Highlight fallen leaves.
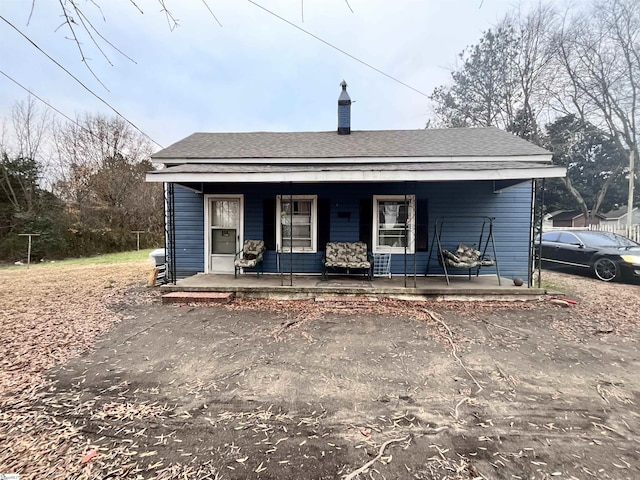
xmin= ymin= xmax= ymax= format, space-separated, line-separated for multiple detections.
xmin=0 ymin=260 xmax=153 ymax=479
xmin=81 ymin=449 xmax=97 ymax=464
xmin=0 ymin=260 xmax=150 ymax=394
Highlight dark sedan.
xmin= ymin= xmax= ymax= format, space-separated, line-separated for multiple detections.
xmin=535 ymin=230 xmax=640 ymax=282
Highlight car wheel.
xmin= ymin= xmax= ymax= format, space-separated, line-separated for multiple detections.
xmin=593 ymin=258 xmax=618 ymax=282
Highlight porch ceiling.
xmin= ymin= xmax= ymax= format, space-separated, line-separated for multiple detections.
xmin=146 ymin=161 xmax=565 ymax=183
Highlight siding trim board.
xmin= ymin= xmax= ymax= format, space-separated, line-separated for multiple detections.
xmin=149 ymin=165 xmax=564 ymax=184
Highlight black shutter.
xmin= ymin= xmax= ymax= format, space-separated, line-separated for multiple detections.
xmin=263 ymin=197 xmax=276 ymax=251
xmin=317 ymin=198 xmax=331 ymax=250
xmin=359 ymin=198 xmax=373 ymax=250
xmin=416 ymin=197 xmax=429 ymax=251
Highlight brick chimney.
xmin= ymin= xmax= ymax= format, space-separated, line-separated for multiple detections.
xmin=337 ymin=80 xmax=351 ymax=135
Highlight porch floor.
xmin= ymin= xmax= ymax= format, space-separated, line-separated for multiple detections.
xmin=162 ymin=273 xmax=546 ymax=301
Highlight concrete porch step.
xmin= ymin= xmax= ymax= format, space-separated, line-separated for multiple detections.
xmin=162 ymin=291 xmax=235 ymax=304
xmin=314 ymin=295 xmax=380 ymax=304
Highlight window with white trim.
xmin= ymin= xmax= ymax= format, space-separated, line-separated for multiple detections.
xmin=276 ymin=195 xmax=317 ymax=252
xmin=373 ymin=195 xmax=415 ymax=253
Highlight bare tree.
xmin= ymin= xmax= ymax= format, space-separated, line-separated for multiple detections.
xmin=0 ymin=99 xmax=67 ymax=260
xmin=53 ymin=113 xmax=153 ymax=195
xmin=11 ymin=96 xmax=50 ymax=160
xmin=52 ymin=113 xmax=162 ymax=251
xmin=0 ymin=97 xmax=52 ymax=216
xmin=429 ymin=4 xmax=559 ymax=142
xmin=553 ymin=0 xmax=639 ymax=224
xmin=501 ymin=4 xmax=559 ymax=140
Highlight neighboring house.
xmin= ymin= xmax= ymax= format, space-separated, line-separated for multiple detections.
xmin=547 ymin=210 xmax=603 ymax=228
xmin=600 ymin=205 xmax=640 ymax=227
xmin=542 ymin=210 xmax=565 ymax=230
xmin=147 ymin=83 xmax=565 ymax=283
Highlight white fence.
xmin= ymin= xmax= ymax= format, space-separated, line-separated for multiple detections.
xmin=588 ymin=224 xmax=640 ymax=243
xmin=544 ymin=224 xmax=640 ymax=242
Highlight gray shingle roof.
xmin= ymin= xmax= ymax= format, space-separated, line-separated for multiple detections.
xmin=602 ymin=205 xmax=636 ymax=219
xmin=152 ymin=127 xmax=550 ymax=160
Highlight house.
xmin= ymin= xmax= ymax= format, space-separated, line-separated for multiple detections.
xmin=542 ymin=209 xmax=565 ymax=230
xmin=547 ymin=210 xmax=603 ymax=228
xmin=147 ymin=83 xmax=565 ymax=285
xmin=600 ymin=205 xmax=640 ymax=227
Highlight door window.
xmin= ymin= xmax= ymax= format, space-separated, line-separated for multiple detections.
xmin=210 ymin=200 xmax=239 ymax=254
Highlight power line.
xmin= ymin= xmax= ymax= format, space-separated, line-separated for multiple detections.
xmin=247 ymin=0 xmax=429 ymax=99
xmin=1 ymin=70 xmax=82 ymax=128
xmin=0 ymin=14 xmax=164 ymax=149
xmin=201 ymin=0 xmax=223 ymax=27
xmin=0 ymin=69 xmax=154 ymax=160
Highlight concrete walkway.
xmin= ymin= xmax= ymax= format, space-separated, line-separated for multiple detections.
xmin=162 ymin=273 xmax=545 ymax=301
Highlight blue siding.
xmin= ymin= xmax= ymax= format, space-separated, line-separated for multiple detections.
xmin=172 ymin=185 xmax=204 ymax=278
xmin=169 ymin=181 xmax=533 ymax=280
xmin=426 ymin=182 xmax=532 ymax=280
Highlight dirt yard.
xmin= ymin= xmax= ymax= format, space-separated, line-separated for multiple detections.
xmin=1 ymin=263 xmax=639 ymax=479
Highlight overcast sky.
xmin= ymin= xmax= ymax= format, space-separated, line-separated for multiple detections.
xmin=0 ymin=0 xmax=528 ymax=151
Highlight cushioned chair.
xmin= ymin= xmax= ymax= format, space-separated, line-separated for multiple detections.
xmin=322 ymin=241 xmax=372 ymax=280
xmin=438 ymin=243 xmax=494 ymax=280
xmin=234 ymin=240 xmax=265 ymax=278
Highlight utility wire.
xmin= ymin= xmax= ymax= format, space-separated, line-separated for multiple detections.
xmin=0 ymin=69 xmax=154 ymax=162
xmin=0 ymin=14 xmax=164 ymax=149
xmin=202 ymin=0 xmax=223 ymax=27
xmin=248 ymin=0 xmax=429 ymax=98
xmin=1 ymin=70 xmax=83 ymax=128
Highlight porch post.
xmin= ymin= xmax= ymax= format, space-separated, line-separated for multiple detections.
xmin=403 ymin=192 xmax=407 ymax=287
xmin=412 ymin=183 xmax=417 ymax=288
xmin=289 ymin=183 xmax=293 ymax=286
xmin=164 ymin=182 xmax=177 ymax=285
xmin=530 ymin=178 xmax=545 ymax=289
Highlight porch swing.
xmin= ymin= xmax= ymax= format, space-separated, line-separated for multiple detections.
xmin=426 ymin=216 xmax=501 ymax=285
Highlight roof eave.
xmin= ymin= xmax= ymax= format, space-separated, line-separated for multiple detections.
xmin=151 ymin=154 xmax=553 ymax=165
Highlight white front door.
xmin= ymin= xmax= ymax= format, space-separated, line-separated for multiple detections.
xmin=206 ymin=196 xmax=243 ymax=273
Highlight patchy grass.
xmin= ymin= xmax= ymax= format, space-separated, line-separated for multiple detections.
xmin=0 ymin=249 xmax=155 ymax=270
xmin=531 ymin=268 xmax=576 ymax=293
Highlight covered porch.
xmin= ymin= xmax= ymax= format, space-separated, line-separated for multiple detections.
xmin=161 ymin=273 xmax=546 ymax=301
xmin=147 ymin=127 xmax=565 ymax=289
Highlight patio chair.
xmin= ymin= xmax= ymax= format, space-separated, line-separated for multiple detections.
xmin=234 ymin=240 xmax=265 ymax=278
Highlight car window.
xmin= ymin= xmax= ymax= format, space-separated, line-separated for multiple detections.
xmin=557 ymin=232 xmax=581 ymax=244
xmin=541 ymin=232 xmax=560 ymax=242
xmin=576 ymin=231 xmax=640 ymax=247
